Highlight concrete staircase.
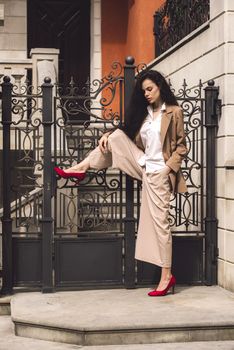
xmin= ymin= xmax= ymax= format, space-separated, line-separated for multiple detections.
xmin=1 ymin=286 xmax=234 ymax=349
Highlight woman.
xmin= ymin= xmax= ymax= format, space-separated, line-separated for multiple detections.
xmin=54 ymin=70 xmax=188 ymax=296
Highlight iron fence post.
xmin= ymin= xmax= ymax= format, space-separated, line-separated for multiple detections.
xmin=41 ymin=77 xmax=54 ymax=293
xmin=0 ymin=76 xmax=13 ymax=295
xmin=204 ymin=80 xmax=219 ymax=285
xmin=124 ymin=57 xmax=136 ymax=288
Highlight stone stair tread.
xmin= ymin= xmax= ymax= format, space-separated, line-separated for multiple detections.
xmin=1 ymin=316 xmax=234 ymax=350
xmin=8 ymin=286 xmax=234 ymax=346
xmin=11 ymin=286 xmax=234 ymax=332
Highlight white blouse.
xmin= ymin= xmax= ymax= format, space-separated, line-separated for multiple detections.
xmin=137 ymin=103 xmax=166 ymax=173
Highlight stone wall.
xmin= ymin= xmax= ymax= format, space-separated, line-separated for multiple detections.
xmin=0 ymin=0 xmax=27 ymax=59
xmin=150 ymin=0 xmax=234 ymax=292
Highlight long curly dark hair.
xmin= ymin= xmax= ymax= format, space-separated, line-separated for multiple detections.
xmin=120 ymin=70 xmax=178 ymax=140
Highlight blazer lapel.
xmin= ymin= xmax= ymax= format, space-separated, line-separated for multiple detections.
xmin=160 ymin=106 xmax=173 ymax=146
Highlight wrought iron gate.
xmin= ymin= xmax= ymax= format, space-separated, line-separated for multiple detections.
xmin=0 ymin=58 xmax=220 ymax=294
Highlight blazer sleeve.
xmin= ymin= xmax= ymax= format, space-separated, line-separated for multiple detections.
xmin=166 ymin=107 xmax=187 ymax=173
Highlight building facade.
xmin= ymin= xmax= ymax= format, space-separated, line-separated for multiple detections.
xmin=1 ymin=0 xmax=233 ymax=293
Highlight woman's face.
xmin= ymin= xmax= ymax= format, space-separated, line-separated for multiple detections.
xmin=142 ymin=78 xmax=161 ymax=106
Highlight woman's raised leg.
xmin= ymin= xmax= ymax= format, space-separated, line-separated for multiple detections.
xmin=62 ymin=157 xmax=90 ymax=173
xmin=105 ymin=129 xmax=144 ymax=181
xmin=62 ymin=129 xmax=144 ymax=181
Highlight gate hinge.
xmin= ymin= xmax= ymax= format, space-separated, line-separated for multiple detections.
xmin=216 ymin=99 xmax=222 ymax=120
xmin=212 ymin=245 xmax=219 ymax=263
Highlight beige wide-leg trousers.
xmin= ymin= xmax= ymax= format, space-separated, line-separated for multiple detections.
xmin=87 ymin=129 xmax=172 ymax=268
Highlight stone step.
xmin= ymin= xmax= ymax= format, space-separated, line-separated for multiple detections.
xmin=0 ymin=315 xmax=83 ymax=350
xmin=10 ymin=286 xmax=234 ymax=347
xmin=0 ymin=295 xmax=11 ymax=315
xmin=1 ymin=315 xmax=234 ymax=350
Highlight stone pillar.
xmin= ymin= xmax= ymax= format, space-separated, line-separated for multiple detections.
xmin=90 ymin=0 xmax=102 ymax=120
xmin=30 ymin=48 xmax=59 ymax=88
xmin=90 ymin=0 xmax=102 ymax=88
xmin=30 ymin=48 xmax=60 ymax=153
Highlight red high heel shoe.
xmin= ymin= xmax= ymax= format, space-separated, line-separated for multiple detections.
xmin=148 ymin=275 xmax=176 ymax=297
xmin=54 ymin=167 xmax=86 ymax=181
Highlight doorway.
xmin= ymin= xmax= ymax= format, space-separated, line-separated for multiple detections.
xmin=27 ymin=0 xmax=90 ymax=87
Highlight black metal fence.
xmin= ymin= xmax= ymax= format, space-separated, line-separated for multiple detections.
xmin=154 ymin=0 xmax=210 ymax=57
xmin=0 ymin=57 xmax=220 ymax=294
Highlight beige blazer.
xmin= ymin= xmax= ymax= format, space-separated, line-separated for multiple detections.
xmin=134 ymin=104 xmax=188 ymax=193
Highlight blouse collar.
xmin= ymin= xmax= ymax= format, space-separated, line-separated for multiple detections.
xmin=147 ymin=102 xmax=166 ymax=118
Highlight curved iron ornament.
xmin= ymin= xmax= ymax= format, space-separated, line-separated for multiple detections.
xmin=136 ymin=63 xmax=148 ymax=75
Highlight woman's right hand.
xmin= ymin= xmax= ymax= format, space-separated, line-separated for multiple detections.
xmin=98 ymin=132 xmax=110 ymax=153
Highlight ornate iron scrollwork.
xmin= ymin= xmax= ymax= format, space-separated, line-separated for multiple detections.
xmin=8 ymin=81 xmax=44 ymax=233
xmin=54 ymin=63 xmax=124 ymax=234
xmin=135 ymin=80 xmax=205 ymax=233
xmin=6 ymin=68 xmax=205 ymax=236
xmin=170 ymin=81 xmax=205 ymax=232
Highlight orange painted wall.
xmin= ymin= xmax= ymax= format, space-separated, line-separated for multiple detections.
xmin=126 ymin=0 xmax=165 ymax=66
xmin=101 ymin=0 xmax=128 ymax=76
xmin=101 ymin=0 xmax=165 ymax=76
xmin=101 ymin=0 xmax=165 ymax=119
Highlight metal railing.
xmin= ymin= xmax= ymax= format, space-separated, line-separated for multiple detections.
xmin=0 ymin=58 xmax=220 ymax=294
xmin=154 ymin=0 xmax=210 ymax=56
